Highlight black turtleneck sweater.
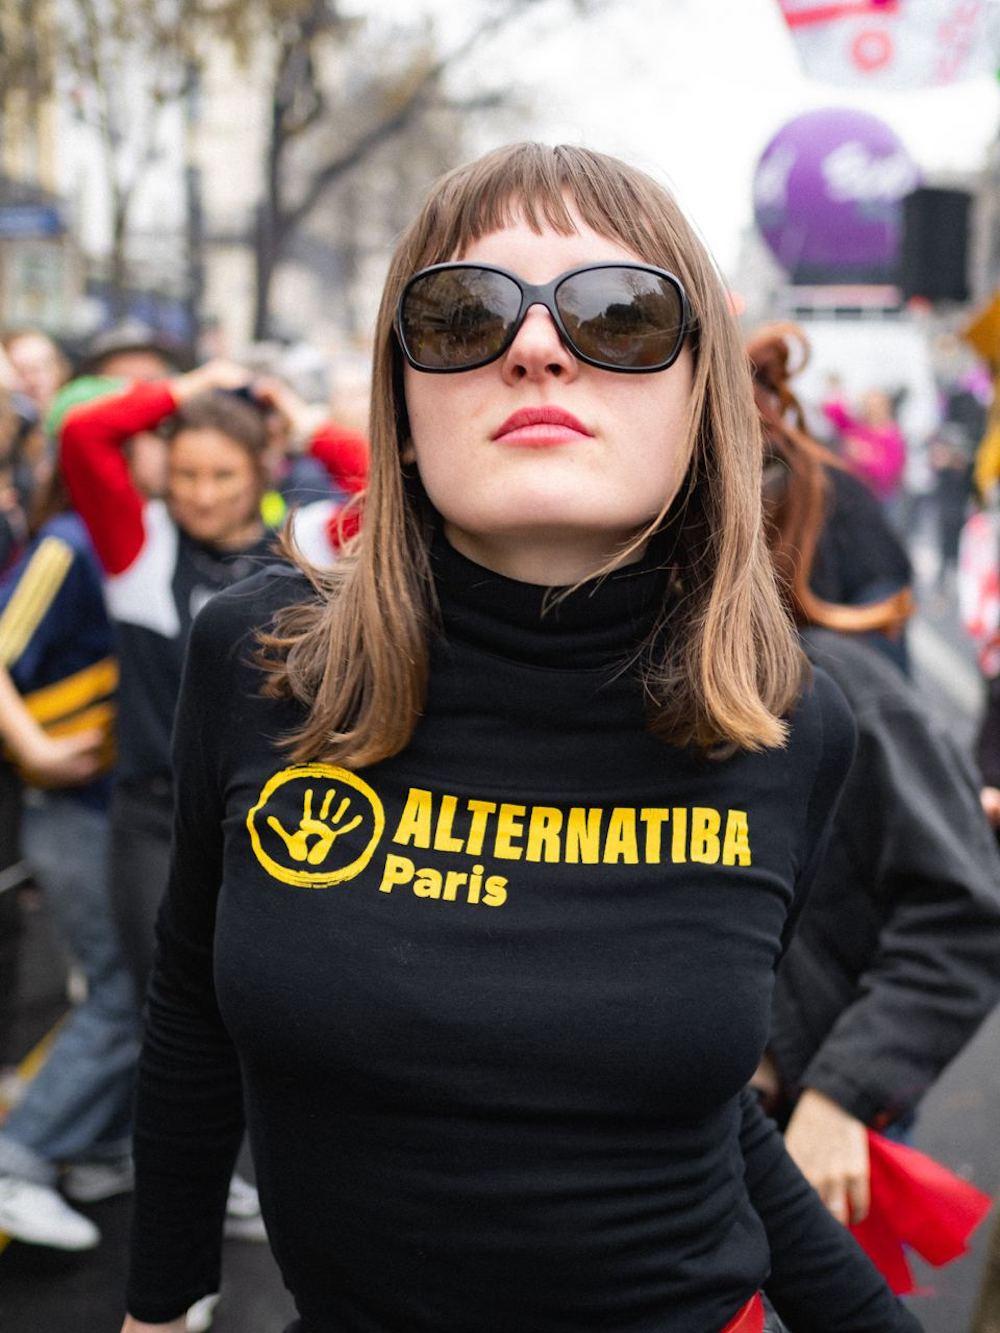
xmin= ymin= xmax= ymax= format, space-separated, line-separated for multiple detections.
xmin=127 ymin=541 xmax=921 ymax=1332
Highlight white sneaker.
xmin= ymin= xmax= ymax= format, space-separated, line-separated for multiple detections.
xmin=223 ymin=1173 xmax=267 ymax=1242
xmin=0 ymin=1175 xmax=99 ymax=1250
xmin=62 ymin=1157 xmax=134 ymax=1202
xmin=186 ymin=1291 xmax=221 ymax=1331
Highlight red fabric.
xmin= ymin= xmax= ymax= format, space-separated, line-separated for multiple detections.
xmin=308 ymin=422 xmax=368 ymax=553
xmin=849 ymin=1130 xmax=993 ymax=1294
xmin=60 ymin=381 xmax=177 ymax=575
xmin=309 ymin=423 xmax=368 ymax=495
xmin=720 ymin=1292 xmax=765 ymax=1333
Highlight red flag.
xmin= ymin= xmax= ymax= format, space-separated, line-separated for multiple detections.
xmin=849 ymin=1131 xmax=993 ymax=1294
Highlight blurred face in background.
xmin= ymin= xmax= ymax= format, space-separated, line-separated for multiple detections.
xmin=5 ymin=332 xmax=69 ymax=415
xmin=167 ymin=428 xmax=263 ymax=548
xmin=95 ymin=349 xmax=176 ymax=382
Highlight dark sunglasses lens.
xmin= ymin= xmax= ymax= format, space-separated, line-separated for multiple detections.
xmin=401 ymin=268 xmax=522 ymax=369
xmin=556 ymin=268 xmax=684 ymax=369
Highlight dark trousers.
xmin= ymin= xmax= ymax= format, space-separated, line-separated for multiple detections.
xmin=108 ymin=778 xmax=173 ymax=1005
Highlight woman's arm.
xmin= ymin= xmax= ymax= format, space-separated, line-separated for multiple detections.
xmin=124 ymin=599 xmax=245 ymax=1324
xmin=0 ymin=535 xmax=106 ymax=784
xmin=821 ymin=398 xmax=855 ymax=436
xmin=740 ymin=1091 xmax=921 ymax=1330
xmin=794 ymin=695 xmax=1000 ymax=1127
xmin=0 ymin=666 xmax=103 ymax=786
xmin=59 ymin=382 xmax=175 ymax=575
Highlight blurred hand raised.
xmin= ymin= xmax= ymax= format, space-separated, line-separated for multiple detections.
xmin=173 ymin=359 xmax=253 ymax=402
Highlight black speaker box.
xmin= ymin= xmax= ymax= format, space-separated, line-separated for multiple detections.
xmin=900 ymin=187 xmax=971 ymax=302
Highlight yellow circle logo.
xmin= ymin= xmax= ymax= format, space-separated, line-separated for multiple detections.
xmin=246 ymin=764 xmax=384 ymax=888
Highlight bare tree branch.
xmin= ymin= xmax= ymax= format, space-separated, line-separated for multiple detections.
xmin=280 ymin=0 xmax=542 ymax=238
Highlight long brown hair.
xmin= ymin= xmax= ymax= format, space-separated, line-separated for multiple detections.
xmin=747 ymin=322 xmax=913 ymax=635
xmin=261 ymin=143 xmax=806 ymax=765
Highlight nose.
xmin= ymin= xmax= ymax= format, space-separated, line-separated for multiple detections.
xmin=500 ymin=302 xmax=579 ymax=384
xmin=191 ymin=481 xmax=222 ymax=508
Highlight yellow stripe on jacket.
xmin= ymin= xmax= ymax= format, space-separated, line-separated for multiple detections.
xmin=0 ymin=537 xmax=75 ymax=668
xmin=22 ymin=657 xmax=119 ymax=726
xmin=6 ymin=657 xmax=118 ymax=786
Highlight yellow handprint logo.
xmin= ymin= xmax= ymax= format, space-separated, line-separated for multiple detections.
xmin=267 ymin=787 xmax=363 ymax=866
xmin=247 ymin=764 xmax=384 ymax=888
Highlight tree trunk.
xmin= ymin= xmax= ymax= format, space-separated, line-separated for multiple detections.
xmin=252 ymin=81 xmax=289 ymax=342
xmin=252 ymin=200 xmax=281 ymax=341
xmin=108 ymin=193 xmax=130 ymax=321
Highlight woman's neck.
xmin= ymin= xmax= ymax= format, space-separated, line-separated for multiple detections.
xmin=210 ymin=517 xmax=266 ymax=552
xmin=442 ymin=522 xmax=648 ymax=587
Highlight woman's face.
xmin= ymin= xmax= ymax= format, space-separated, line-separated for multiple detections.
xmin=167 ymin=429 xmax=262 ymax=549
xmin=402 ymin=209 xmax=695 ymax=584
xmin=6 ymin=334 xmax=66 ymax=412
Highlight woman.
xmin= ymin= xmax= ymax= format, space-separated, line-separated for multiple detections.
xmin=59 ymin=363 xmax=276 ymax=998
xmin=821 ymin=387 xmax=907 ymax=510
xmin=750 ymin=323 xmax=1000 ymax=1236
xmin=122 ymin=145 xmax=919 ymax=1333
xmin=750 ymin=325 xmax=913 ymax=672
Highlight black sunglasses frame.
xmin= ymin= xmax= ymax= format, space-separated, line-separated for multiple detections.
xmin=395 ymin=261 xmax=693 ymax=375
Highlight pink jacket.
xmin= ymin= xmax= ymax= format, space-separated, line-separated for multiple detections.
xmin=822 ymin=399 xmax=906 ymax=502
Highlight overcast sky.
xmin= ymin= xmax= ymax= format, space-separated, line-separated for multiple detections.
xmin=355 ymin=0 xmax=1000 ymax=277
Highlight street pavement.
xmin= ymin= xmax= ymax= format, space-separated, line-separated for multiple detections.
xmin=1 ymin=563 xmax=998 ymax=1332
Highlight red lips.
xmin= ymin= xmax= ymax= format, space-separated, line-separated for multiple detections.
xmin=491 ymin=405 xmax=594 ymax=445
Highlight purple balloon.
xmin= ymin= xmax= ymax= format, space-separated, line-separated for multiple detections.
xmin=754 ymin=107 xmax=920 ymax=282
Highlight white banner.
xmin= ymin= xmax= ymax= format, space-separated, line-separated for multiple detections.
xmin=779 ymin=0 xmax=1000 ymax=87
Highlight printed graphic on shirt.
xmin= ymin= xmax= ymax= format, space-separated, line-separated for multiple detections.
xmin=247 ymin=764 xmax=385 ymax=887
xmin=248 ymin=769 xmax=752 ymax=905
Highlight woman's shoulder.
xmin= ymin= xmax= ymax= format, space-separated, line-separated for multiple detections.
xmin=786 ymin=657 xmax=857 ymax=793
xmin=189 ymin=561 xmax=317 ymax=661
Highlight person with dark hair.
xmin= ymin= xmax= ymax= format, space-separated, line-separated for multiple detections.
xmin=122 ymin=144 xmax=918 ymax=1333
xmin=749 ymin=323 xmax=1000 ymax=1241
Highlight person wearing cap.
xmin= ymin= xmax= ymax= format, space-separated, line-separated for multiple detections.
xmin=79 ymin=321 xmax=189 ymax=383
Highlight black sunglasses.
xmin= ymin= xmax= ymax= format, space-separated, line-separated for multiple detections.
xmin=395 ymin=261 xmax=692 ymax=374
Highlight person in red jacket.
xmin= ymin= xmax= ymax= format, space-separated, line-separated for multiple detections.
xmin=59 ymin=358 xmax=367 ymax=997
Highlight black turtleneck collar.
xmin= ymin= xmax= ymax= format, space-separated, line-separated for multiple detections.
xmin=430 ymin=529 xmax=672 ymax=671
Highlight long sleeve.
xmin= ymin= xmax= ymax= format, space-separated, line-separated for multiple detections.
xmin=308 ymin=421 xmax=368 ymax=494
xmin=822 ymin=398 xmax=855 ymax=436
xmin=740 ymin=1090 xmax=922 ymax=1331
xmin=0 ymin=535 xmax=76 ymax=675
xmin=60 ymin=380 xmax=177 ymax=575
xmin=125 ymin=599 xmax=246 ymax=1322
xmin=797 ymin=696 xmax=1000 ymax=1125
